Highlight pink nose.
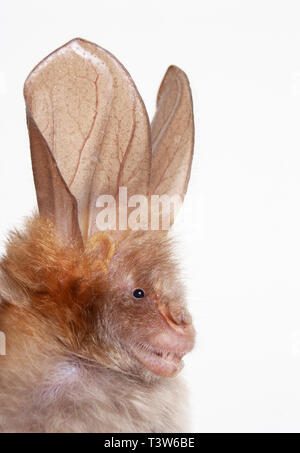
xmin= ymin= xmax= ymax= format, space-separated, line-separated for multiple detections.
xmin=153 ymin=303 xmax=195 ymax=357
xmin=158 ymin=304 xmax=193 ymax=336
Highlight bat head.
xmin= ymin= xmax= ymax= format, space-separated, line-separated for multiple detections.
xmin=3 ymin=38 xmax=196 ymax=379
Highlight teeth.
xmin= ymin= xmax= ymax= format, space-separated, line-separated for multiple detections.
xmin=155 ymin=350 xmax=177 ymax=362
xmin=136 ymin=343 xmax=181 ymax=363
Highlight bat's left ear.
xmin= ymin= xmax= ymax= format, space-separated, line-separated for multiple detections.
xmin=150 ymin=66 xmax=194 ymax=223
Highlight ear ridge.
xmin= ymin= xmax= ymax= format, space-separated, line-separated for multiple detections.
xmin=150 ymin=65 xmax=194 ymax=199
xmin=26 ymin=112 xmax=83 ymax=246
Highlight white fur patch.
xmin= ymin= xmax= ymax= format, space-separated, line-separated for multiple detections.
xmin=40 ymin=362 xmax=80 ymax=402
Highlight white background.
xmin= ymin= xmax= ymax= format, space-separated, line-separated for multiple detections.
xmin=1 ymin=0 xmax=300 ymax=433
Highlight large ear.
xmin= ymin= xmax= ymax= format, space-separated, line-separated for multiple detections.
xmin=24 ymin=38 xmax=151 ymax=244
xmin=150 ymin=66 xmax=194 ymax=202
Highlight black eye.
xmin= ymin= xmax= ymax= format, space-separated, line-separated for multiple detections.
xmin=133 ymin=288 xmax=145 ymax=299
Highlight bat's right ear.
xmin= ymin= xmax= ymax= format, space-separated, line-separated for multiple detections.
xmin=24 ymin=38 xmax=151 ymax=244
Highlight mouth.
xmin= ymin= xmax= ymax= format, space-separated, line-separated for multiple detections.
xmin=132 ymin=343 xmax=185 ymax=377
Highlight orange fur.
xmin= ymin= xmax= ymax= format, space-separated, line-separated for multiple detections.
xmin=0 ymin=217 xmax=194 ymax=432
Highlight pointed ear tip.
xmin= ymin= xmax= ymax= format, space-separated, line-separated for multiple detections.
xmin=157 ymin=66 xmax=192 ymax=102
xmin=69 ymin=37 xmax=86 ymax=44
xmin=165 ymin=65 xmax=191 ymax=81
xmin=167 ymin=64 xmax=181 ymax=72
xmin=158 ymin=66 xmax=192 ymax=94
xmin=65 ymin=37 xmax=91 ymax=49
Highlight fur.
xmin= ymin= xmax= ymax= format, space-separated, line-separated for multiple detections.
xmin=0 ymin=217 xmax=192 ymax=433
